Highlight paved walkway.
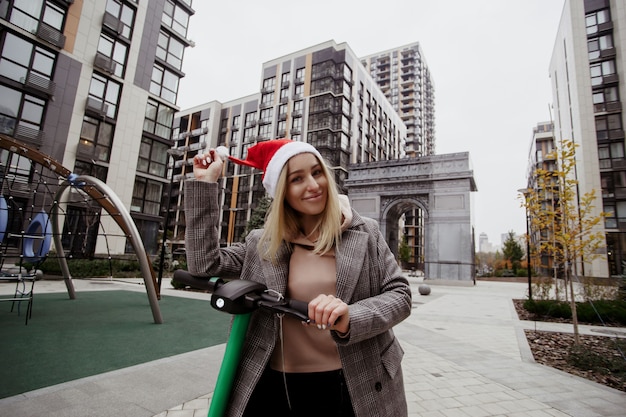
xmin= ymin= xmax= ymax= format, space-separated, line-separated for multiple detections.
xmin=0 ymin=276 xmax=625 ymax=417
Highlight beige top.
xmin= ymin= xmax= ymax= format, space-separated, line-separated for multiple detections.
xmin=269 ymin=238 xmax=342 ymax=372
xmin=269 ymin=195 xmax=352 ymax=373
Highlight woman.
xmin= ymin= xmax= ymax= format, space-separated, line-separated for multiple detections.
xmin=185 ymin=139 xmax=412 ymax=417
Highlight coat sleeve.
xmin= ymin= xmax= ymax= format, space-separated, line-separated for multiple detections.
xmin=183 ymin=180 xmax=247 ymax=277
xmin=333 ymin=217 xmax=412 ymax=345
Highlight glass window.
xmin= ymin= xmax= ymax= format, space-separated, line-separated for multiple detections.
xmin=258 ymin=124 xmax=271 ymax=138
xmin=261 ymin=92 xmax=274 ymax=106
xmin=162 ymin=0 xmax=190 ymax=37
xmin=262 ymin=76 xmax=276 ymax=91
xmin=137 ymin=137 xmax=168 ymax=177
xmin=88 ymin=73 xmax=121 ymax=118
xmin=293 ymin=100 xmax=304 ymax=114
xmin=156 ymin=30 xmax=184 ymax=70
xmin=260 ymin=108 xmax=273 ymax=124
xmin=611 ymin=142 xmax=624 ymax=159
xmin=73 ymin=160 xmax=108 ymax=181
xmin=586 ymin=8 xmax=610 ymax=35
xmin=150 ymin=64 xmax=179 ymax=103
xmin=0 ymin=33 xmax=55 ymax=84
xmin=0 ymin=84 xmax=44 ymax=134
xmin=144 ymin=99 xmax=174 ymax=139
xmin=295 ymin=67 xmax=305 ymax=81
xmin=10 ymin=0 xmax=65 ymax=33
xmin=97 ymin=32 xmax=128 ymax=77
xmin=78 ymin=116 xmax=114 ymax=162
xmin=131 ymin=177 xmax=163 ymax=215
xmin=105 ymin=0 xmax=135 ymax=39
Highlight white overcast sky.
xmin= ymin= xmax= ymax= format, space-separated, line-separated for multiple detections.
xmin=177 ymin=0 xmax=566 ymax=247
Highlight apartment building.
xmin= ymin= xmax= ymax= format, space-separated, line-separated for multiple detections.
xmin=360 ymin=42 xmax=436 ymax=270
xmin=526 ymin=121 xmax=558 ymax=277
xmin=171 ymin=40 xmax=407 ymax=247
xmin=0 ymin=0 xmax=195 ymax=256
xmin=548 ymin=0 xmax=625 ymax=277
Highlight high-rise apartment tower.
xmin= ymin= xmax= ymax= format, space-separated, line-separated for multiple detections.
xmin=0 ymin=0 xmax=195 ymax=256
xmin=549 ymin=0 xmax=625 ymax=277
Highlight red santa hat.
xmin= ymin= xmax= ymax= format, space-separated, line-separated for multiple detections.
xmin=228 ymin=139 xmax=322 ymax=198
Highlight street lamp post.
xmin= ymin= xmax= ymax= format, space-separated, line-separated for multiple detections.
xmin=518 ymin=188 xmax=533 ymax=300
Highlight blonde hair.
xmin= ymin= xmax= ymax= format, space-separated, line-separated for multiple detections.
xmin=258 ymin=155 xmax=343 ymax=262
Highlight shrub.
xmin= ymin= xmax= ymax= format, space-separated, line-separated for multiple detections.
xmin=37 ymin=257 xmax=142 ymax=277
xmin=523 ymin=299 xmax=626 ymax=325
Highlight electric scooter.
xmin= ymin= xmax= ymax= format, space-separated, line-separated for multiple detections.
xmin=172 ymin=270 xmax=309 ymax=417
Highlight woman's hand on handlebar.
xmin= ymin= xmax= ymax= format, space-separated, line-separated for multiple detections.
xmin=193 ymin=148 xmax=224 ymax=183
xmin=307 ymin=294 xmax=349 ymax=334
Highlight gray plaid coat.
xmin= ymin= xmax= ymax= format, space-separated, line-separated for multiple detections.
xmin=184 ymin=181 xmax=412 ymax=417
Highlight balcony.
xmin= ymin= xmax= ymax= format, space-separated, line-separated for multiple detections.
xmin=20 ymin=73 xmax=56 ymax=96
xmin=14 ymin=124 xmax=45 ymax=147
xmin=36 ymin=22 xmax=65 ymax=48
xmin=85 ymin=97 xmax=109 ymax=118
xmin=94 ymin=53 xmax=118 ymax=75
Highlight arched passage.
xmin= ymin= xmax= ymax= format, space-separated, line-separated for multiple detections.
xmin=345 ymin=152 xmax=477 ymax=283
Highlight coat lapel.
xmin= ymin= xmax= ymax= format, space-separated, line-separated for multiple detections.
xmin=335 ymin=228 xmax=368 ymax=302
xmin=259 ymin=242 xmax=291 ymax=297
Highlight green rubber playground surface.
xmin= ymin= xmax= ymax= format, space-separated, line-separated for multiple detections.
xmin=0 ymin=290 xmax=229 ymax=399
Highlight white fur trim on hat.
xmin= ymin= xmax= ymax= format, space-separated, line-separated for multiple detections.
xmin=262 ymin=141 xmax=322 ymax=198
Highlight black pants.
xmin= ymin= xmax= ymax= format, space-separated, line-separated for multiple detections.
xmin=243 ymin=367 xmax=355 ymax=417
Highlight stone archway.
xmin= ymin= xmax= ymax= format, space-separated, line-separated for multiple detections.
xmin=344 ymin=152 xmax=477 ymax=283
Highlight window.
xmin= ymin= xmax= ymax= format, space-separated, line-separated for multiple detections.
xmin=588 ymin=34 xmax=613 ymax=60
xmin=590 ymin=60 xmax=616 ymax=86
xmin=77 ymin=116 xmax=114 ymax=162
xmin=8 ymin=0 xmax=65 ymax=34
xmin=281 ymin=72 xmax=290 ymax=85
xmin=604 ymin=203 xmax=616 ymax=228
xmin=276 ymin=120 xmax=286 ymax=136
xmin=293 ymin=100 xmax=304 ymax=115
xmin=156 ymin=30 xmax=184 ymax=70
xmin=0 ymin=85 xmax=45 ymax=135
xmin=295 ymin=67 xmax=305 ymax=82
xmin=0 ymin=33 xmax=55 ymax=86
xmin=232 ymin=115 xmax=240 ymax=128
xmin=137 ymin=137 xmax=168 ymax=177
xmin=259 ymin=108 xmax=273 ymax=124
xmin=88 ymin=73 xmax=121 ymax=118
xmin=150 ymin=64 xmax=179 ymax=103
xmin=230 ymin=129 xmax=239 ymax=145
xmin=105 ymin=0 xmax=135 ymax=40
xmin=596 ymin=114 xmax=622 ymax=140
xmin=131 ymin=177 xmax=163 ymax=215
xmin=73 ymin=160 xmax=108 ymax=181
xmin=593 ymin=86 xmax=619 ymax=104
xmin=292 ymin=117 xmax=302 ymax=133
xmin=261 ymin=92 xmax=274 ymax=107
xmin=262 ymin=76 xmax=276 ymax=91
xmin=144 ymin=99 xmax=174 ymax=139
xmin=244 ymin=111 xmax=256 ymax=127
xmin=258 ymin=124 xmax=271 ymax=139
xmin=278 ymin=104 xmax=287 ymax=117
xmin=343 ymin=64 xmax=352 ymax=82
xmin=97 ymin=32 xmax=128 ymax=77
xmin=586 ymin=8 xmax=610 ymax=35
xmin=162 ymin=0 xmax=190 ymax=38
xmin=294 ymin=84 xmax=304 ymax=99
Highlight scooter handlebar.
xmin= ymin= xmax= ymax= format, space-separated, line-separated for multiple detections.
xmin=172 ymin=270 xmax=310 ymax=321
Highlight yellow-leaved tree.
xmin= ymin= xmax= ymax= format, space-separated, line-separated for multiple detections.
xmin=521 ymin=139 xmax=606 ymax=344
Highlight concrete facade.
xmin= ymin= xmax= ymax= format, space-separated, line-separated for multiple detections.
xmin=345 ymin=152 xmax=477 ymax=283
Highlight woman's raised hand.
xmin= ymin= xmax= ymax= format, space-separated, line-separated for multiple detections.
xmin=193 ymin=148 xmax=225 ymax=183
